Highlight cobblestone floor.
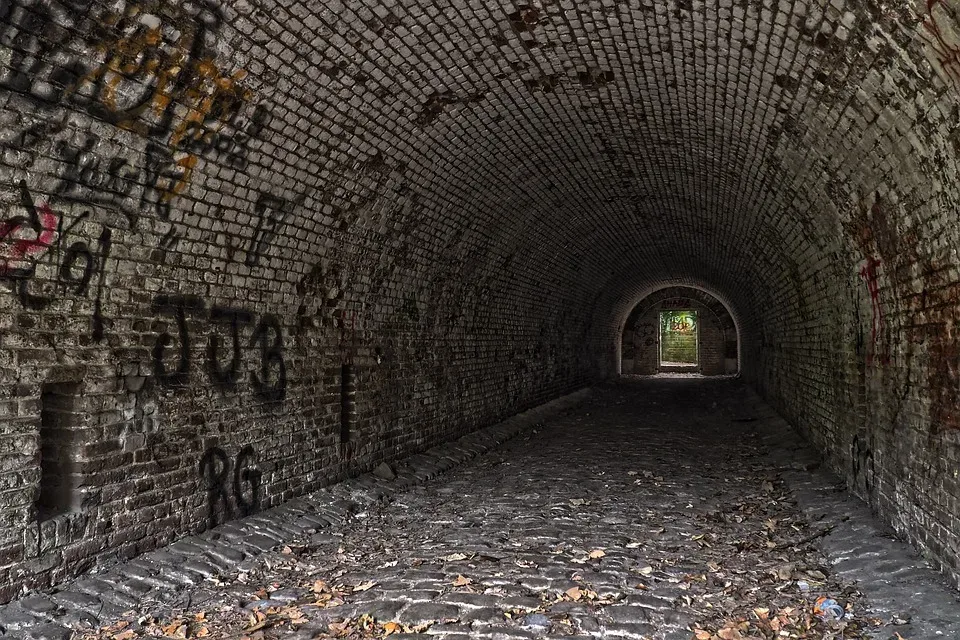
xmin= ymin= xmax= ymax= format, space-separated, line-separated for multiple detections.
xmin=3 ymin=378 xmax=960 ymax=639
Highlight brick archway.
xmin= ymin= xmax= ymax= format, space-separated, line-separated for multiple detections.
xmin=621 ymin=287 xmax=738 ymax=376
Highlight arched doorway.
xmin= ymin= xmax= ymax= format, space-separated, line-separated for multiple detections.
xmin=621 ymin=287 xmax=738 ymax=375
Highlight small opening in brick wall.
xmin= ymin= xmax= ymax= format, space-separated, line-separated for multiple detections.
xmin=660 ymin=310 xmax=699 ymax=367
xmin=38 ymin=381 xmax=83 ymax=521
xmin=340 ymin=364 xmax=354 ymax=444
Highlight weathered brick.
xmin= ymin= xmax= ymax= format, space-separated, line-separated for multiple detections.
xmin=0 ymin=0 xmax=958 ymax=600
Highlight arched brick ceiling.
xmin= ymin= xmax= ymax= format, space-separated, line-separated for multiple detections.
xmin=289 ymin=0 xmax=957 ymax=377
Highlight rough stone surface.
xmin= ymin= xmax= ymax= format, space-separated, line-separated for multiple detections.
xmin=2 ymin=378 xmax=959 ymax=638
xmin=2 ymin=0 xmax=960 ymax=601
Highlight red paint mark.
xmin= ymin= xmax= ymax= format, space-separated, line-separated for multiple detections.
xmin=922 ymin=0 xmax=960 ymax=86
xmin=0 ymin=194 xmax=59 ymax=277
xmin=859 ymin=257 xmax=886 ymax=365
xmin=845 ymin=194 xmax=960 ymax=430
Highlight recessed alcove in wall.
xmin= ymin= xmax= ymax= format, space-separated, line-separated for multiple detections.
xmin=37 ymin=381 xmax=85 ymax=522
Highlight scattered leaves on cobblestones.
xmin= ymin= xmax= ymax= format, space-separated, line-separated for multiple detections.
xmin=66 ymin=385 xmax=902 ymax=640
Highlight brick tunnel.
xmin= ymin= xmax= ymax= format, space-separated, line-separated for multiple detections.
xmin=3 ymin=0 xmax=960 ymax=637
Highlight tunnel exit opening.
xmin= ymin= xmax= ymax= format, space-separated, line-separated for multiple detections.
xmin=659 ymin=310 xmax=698 ymax=369
xmin=619 ymin=286 xmax=739 ymax=376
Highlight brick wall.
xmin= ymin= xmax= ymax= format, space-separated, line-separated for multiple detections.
xmin=621 ymin=287 xmax=737 ymax=376
xmin=2 ymin=0 xmax=960 ymax=596
xmin=0 ymin=0 xmax=618 ymax=599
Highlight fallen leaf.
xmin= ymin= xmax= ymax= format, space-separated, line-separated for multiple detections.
xmin=113 ymin=632 xmax=137 ymax=640
xmin=383 ymin=621 xmax=402 ymax=635
xmin=443 ymin=552 xmax=468 ymax=561
xmin=161 ymin=621 xmax=188 ymax=638
xmin=588 ymin=549 xmax=606 ymax=559
xmin=565 ymin=586 xmax=582 ymax=600
xmin=352 ymin=581 xmax=377 ymax=592
xmin=452 ymin=574 xmax=472 ymax=586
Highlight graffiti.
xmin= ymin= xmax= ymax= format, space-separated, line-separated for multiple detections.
xmin=199 ymin=445 xmax=261 ymax=527
xmin=175 ymin=104 xmax=271 ymax=171
xmin=1 ymin=181 xmax=115 ymax=331
xmin=90 ymin=227 xmax=112 ymax=341
xmin=921 ymin=0 xmax=960 ymax=87
xmin=152 ymin=294 xmax=205 ymax=385
xmin=141 ymin=142 xmax=196 ymax=220
xmin=250 ymin=315 xmax=286 ymax=402
xmin=859 ymin=257 xmax=890 ymax=366
xmin=54 ymin=137 xmax=141 ymax=217
xmin=0 ymin=0 xmax=86 ymax=106
xmin=851 ymin=434 xmax=875 ymax=495
xmin=294 ymin=261 xmax=348 ymax=333
xmin=156 ymin=224 xmax=180 ymax=264
xmin=2 ymin=0 xmax=222 ymax=130
xmin=246 ymin=193 xmax=290 ymax=268
xmin=0 ymin=181 xmax=58 ymax=278
xmin=10 ymin=116 xmax=67 ymax=152
xmin=2 ymin=0 xmax=270 ymax=224
xmin=400 ymin=296 xmax=420 ymax=323
xmin=853 ymin=299 xmax=865 ymax=359
xmin=661 ymin=311 xmax=696 ymax=333
xmin=152 ymin=294 xmax=287 ymax=402
xmin=208 ymin=307 xmax=253 ymax=387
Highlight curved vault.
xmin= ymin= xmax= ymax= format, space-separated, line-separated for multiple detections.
xmin=1 ymin=0 xmax=960 ymax=596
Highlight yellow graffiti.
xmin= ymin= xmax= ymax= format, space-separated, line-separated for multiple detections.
xmin=58 ymin=1 xmax=256 ymax=212
xmin=169 ymin=64 xmax=253 ymax=149
xmin=66 ymin=4 xmax=198 ymax=135
xmin=160 ymin=154 xmax=199 ymax=204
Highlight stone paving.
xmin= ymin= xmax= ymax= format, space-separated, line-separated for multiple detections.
xmin=2 ymin=377 xmax=960 ymax=639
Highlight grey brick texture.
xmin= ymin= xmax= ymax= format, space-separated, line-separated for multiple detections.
xmin=1 ymin=0 xmax=960 ymax=598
